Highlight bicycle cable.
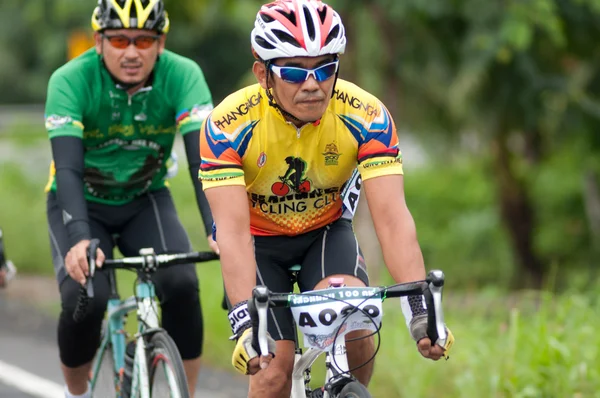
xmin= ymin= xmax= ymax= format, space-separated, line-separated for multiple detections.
xmin=129 ymin=270 xmax=162 ymax=331
xmin=290 ymin=287 xmax=389 ymax=377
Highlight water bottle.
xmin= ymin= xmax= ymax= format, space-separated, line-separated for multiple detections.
xmin=121 ymin=340 xmax=136 ymax=397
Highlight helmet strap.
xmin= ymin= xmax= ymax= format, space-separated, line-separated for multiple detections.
xmin=264 ymin=60 xmax=317 ymax=125
xmin=330 ymin=55 xmax=340 ymax=99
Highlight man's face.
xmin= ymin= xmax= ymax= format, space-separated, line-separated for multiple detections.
xmin=254 ymin=55 xmax=338 ymax=123
xmin=95 ymin=29 xmax=165 ymax=86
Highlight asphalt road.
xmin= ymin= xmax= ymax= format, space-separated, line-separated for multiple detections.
xmin=0 ymin=282 xmax=248 ymax=398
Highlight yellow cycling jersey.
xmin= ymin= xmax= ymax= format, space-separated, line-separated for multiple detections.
xmin=199 ymin=79 xmax=403 ymax=236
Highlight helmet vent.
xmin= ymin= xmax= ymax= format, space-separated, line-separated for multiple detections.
xmin=302 ymin=6 xmax=315 ymax=41
xmin=130 ymin=3 xmax=138 ymax=18
xmin=317 ymin=6 xmax=328 ymax=24
xmin=324 ymin=24 xmax=339 ymax=46
xmin=275 ymin=9 xmax=297 ymax=25
xmin=255 ymin=35 xmax=276 ymax=50
xmin=109 ymin=9 xmax=120 ymax=23
xmin=260 ymin=13 xmax=275 ymax=23
xmin=272 ymin=29 xmax=302 ymax=48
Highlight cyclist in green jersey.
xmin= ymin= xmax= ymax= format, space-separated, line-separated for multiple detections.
xmin=44 ymin=1 xmax=216 ymax=397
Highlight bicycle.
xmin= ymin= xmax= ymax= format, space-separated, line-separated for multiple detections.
xmin=73 ymin=238 xmax=220 ymax=398
xmin=249 ymin=270 xmax=449 ymax=398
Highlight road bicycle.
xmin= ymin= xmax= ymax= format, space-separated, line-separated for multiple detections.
xmin=250 ymin=270 xmax=449 ymax=398
xmin=73 ymin=238 xmax=219 ymax=398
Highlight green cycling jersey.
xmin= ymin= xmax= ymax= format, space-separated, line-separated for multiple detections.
xmin=45 ymin=48 xmax=213 ymax=205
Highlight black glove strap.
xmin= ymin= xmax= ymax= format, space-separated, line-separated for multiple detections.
xmin=228 ymin=300 xmax=251 ymax=338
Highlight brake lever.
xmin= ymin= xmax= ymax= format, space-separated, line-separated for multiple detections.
xmin=427 ymin=270 xmax=447 ymax=347
xmin=85 ymin=239 xmax=100 ymax=298
xmin=252 ymin=286 xmax=270 ymax=356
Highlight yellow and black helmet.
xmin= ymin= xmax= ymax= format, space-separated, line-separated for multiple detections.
xmin=91 ymin=0 xmax=170 ymax=33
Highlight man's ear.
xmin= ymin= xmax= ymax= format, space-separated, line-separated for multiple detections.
xmin=94 ymin=32 xmax=103 ymax=55
xmin=252 ymin=61 xmax=268 ymax=90
xmin=158 ymin=34 xmax=166 ymax=55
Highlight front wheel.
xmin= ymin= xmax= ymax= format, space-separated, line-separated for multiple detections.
xmin=148 ymin=331 xmax=190 ymax=398
xmin=338 ymin=381 xmax=371 ymax=398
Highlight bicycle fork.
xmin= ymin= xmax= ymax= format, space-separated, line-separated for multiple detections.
xmin=131 ymin=336 xmax=150 ymax=398
xmin=130 ymin=281 xmax=159 ymax=398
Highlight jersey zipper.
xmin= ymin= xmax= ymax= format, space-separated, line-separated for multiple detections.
xmin=127 ymin=86 xmax=153 ymax=106
xmin=293 ymin=123 xmax=309 ymax=177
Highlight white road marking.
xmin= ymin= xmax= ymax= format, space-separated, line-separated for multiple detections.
xmin=0 ymin=358 xmax=232 ymax=398
xmin=0 ymin=359 xmax=64 ymax=398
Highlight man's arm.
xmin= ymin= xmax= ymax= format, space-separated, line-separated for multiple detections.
xmin=45 ymin=70 xmax=91 ymax=247
xmin=205 ymin=186 xmax=275 ymax=374
xmin=364 ymin=174 xmax=451 ymax=359
xmin=204 ymin=185 xmax=255 ymax=305
xmin=183 ymin=130 xmax=213 ymax=237
xmin=51 ymin=136 xmax=91 ymax=247
xmin=363 ymin=174 xmax=425 ymax=282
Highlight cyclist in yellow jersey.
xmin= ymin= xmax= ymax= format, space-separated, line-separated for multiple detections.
xmin=200 ymin=1 xmax=454 ymax=396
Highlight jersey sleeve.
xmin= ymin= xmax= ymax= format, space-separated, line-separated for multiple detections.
xmin=45 ymin=72 xmax=85 ymax=139
xmin=199 ymin=115 xmax=246 ymax=189
xmin=174 ymin=60 xmax=214 ymax=135
xmin=349 ymin=103 xmax=403 ymax=181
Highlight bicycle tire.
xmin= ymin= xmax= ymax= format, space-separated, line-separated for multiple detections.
xmin=91 ymin=342 xmax=118 ymax=397
xmin=337 ymin=381 xmax=372 ymax=398
xmin=148 ymin=331 xmax=190 ymax=398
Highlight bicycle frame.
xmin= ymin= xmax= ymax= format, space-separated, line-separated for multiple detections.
xmin=78 ymin=244 xmax=219 ymax=398
xmin=90 ymin=272 xmax=160 ymax=398
xmin=291 ymin=338 xmax=351 ymax=398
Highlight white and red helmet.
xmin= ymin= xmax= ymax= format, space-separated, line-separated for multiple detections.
xmin=251 ymin=0 xmax=346 ymax=61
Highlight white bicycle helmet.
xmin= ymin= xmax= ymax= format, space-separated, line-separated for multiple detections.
xmin=251 ymin=0 xmax=346 ymax=61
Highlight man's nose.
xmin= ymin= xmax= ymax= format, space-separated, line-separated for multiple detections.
xmin=123 ymin=42 xmax=139 ymax=58
xmin=301 ymin=75 xmax=320 ymax=91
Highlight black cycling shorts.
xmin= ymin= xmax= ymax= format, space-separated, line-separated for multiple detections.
xmin=47 ymin=188 xmax=203 ymax=367
xmin=241 ymin=218 xmax=369 ymax=342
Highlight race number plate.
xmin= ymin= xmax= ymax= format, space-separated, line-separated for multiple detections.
xmin=289 ymin=287 xmax=383 ymax=351
xmin=341 ymin=168 xmax=361 ymax=219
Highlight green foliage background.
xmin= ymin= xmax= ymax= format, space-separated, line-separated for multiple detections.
xmin=0 ymin=0 xmax=599 ymax=395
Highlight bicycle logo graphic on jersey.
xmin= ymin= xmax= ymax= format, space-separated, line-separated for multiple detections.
xmin=271 ymin=156 xmax=312 ymax=196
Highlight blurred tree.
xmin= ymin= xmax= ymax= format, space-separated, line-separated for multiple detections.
xmin=2 ymin=0 xmax=598 ymax=288
xmin=339 ymin=0 xmax=600 ymax=287
xmin=0 ymin=0 xmax=262 ymax=104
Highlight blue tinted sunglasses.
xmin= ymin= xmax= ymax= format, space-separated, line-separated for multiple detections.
xmin=270 ymin=60 xmax=339 ymax=84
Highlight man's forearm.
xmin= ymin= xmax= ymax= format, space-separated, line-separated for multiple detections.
xmin=51 ymin=136 xmax=91 ymax=247
xmin=219 ymin=233 xmax=257 ymax=305
xmin=379 ymin=208 xmax=426 ymax=283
